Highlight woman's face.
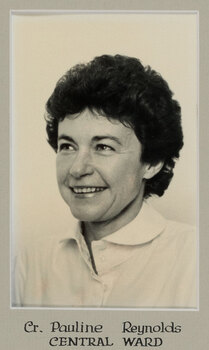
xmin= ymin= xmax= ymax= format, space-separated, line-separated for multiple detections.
xmin=56 ymin=109 xmax=149 ymax=224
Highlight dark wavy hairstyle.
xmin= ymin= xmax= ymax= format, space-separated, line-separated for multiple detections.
xmin=45 ymin=54 xmax=183 ymax=198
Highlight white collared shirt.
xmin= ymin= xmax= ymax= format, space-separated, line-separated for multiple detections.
xmin=13 ymin=202 xmax=197 ymax=308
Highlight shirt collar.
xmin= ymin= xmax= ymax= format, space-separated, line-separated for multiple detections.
xmin=60 ymin=201 xmax=166 ymax=246
xmin=103 ymin=201 xmax=166 ymax=245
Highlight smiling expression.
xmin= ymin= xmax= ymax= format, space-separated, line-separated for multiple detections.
xmin=56 ymin=109 xmax=149 ymax=224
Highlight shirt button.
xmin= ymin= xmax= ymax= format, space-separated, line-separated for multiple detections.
xmin=98 ymin=241 xmax=107 ymax=250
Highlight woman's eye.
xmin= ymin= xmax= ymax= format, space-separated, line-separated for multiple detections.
xmin=96 ymin=144 xmax=114 ymax=152
xmin=58 ymin=143 xmax=75 ymax=152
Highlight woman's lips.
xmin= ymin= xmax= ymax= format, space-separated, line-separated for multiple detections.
xmin=70 ymin=186 xmax=107 ymax=194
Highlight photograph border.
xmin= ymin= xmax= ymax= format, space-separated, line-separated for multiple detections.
xmin=1 ymin=1 xmax=208 ymax=349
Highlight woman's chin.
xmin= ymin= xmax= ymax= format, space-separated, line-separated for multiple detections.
xmin=70 ymin=207 xmax=104 ymax=223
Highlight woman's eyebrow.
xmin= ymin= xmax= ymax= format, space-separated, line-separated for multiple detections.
xmin=58 ymin=135 xmax=75 ymax=143
xmin=92 ymin=136 xmax=122 ymax=145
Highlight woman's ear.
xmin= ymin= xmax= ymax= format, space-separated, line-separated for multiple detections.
xmin=143 ymin=162 xmax=164 ymax=180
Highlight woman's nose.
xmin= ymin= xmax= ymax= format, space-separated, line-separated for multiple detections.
xmin=69 ymin=151 xmax=94 ymax=179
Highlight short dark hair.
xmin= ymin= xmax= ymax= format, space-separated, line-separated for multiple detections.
xmin=45 ymin=54 xmax=183 ymax=198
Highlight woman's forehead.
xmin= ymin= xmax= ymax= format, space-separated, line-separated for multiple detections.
xmin=58 ymin=109 xmax=140 ymax=148
xmin=59 ymin=110 xmax=132 ymax=136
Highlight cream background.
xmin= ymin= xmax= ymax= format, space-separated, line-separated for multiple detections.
xmin=12 ymin=13 xmax=197 ymax=248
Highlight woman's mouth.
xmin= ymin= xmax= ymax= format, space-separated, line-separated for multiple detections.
xmin=70 ymin=186 xmax=107 ymax=194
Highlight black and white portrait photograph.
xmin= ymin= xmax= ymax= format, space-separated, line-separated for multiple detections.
xmin=11 ymin=11 xmax=198 ymax=309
